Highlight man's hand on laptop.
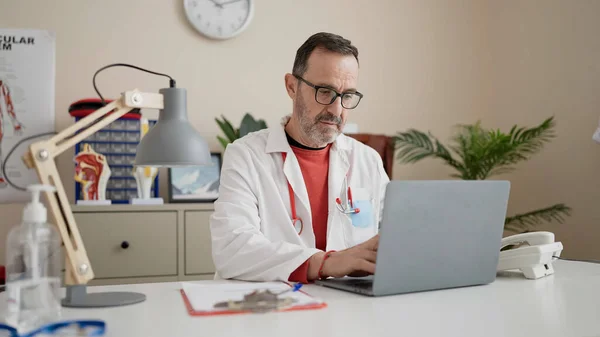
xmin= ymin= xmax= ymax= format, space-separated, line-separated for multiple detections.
xmin=308 ymin=235 xmax=379 ymax=280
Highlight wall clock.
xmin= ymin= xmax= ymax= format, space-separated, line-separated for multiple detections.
xmin=183 ymin=0 xmax=254 ymax=40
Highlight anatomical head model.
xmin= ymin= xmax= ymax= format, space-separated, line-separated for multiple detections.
xmin=74 ymin=143 xmax=111 ymax=201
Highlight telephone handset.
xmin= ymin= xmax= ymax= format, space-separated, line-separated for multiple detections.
xmin=497 ymin=231 xmax=563 ymax=279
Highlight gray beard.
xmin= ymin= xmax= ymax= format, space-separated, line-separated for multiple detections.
xmin=295 ymin=91 xmax=341 ymax=146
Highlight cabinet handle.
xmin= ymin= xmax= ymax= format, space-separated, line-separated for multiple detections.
xmin=121 ymin=241 xmax=130 ymax=249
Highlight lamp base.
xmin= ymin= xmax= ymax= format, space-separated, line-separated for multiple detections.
xmin=62 ymin=285 xmax=146 ymax=308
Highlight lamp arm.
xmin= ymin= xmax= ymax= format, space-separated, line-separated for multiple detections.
xmin=21 ymin=90 xmax=163 ymax=285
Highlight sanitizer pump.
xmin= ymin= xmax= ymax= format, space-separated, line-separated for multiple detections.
xmin=4 ymin=184 xmax=62 ymax=333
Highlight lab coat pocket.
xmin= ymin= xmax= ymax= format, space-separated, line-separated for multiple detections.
xmin=349 ymin=199 xmax=374 ymax=228
xmin=342 ymin=188 xmax=377 ymax=246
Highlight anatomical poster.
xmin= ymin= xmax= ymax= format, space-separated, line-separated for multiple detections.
xmin=0 ymin=29 xmax=56 ymax=203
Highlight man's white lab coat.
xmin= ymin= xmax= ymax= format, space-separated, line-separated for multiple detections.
xmin=210 ymin=117 xmax=390 ymax=281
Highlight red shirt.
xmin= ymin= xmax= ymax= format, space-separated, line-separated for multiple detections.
xmin=287 ymin=143 xmax=331 ymax=283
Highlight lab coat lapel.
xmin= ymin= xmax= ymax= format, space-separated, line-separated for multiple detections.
xmin=329 ymin=136 xmax=351 ymax=207
xmin=327 ymin=138 xmax=350 ymax=248
xmin=267 ymin=118 xmax=313 ymax=233
xmin=283 ymin=150 xmax=311 ymax=225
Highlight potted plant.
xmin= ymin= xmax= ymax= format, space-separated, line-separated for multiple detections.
xmin=393 ymin=116 xmax=571 ymax=233
xmin=215 ymin=113 xmax=268 ymax=150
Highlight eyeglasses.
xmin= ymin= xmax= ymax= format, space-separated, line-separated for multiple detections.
xmin=293 ymin=74 xmax=363 ymax=109
xmin=0 ymin=320 xmax=105 ymax=337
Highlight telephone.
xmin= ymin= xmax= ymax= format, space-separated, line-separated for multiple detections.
xmin=497 ymin=231 xmax=563 ymax=279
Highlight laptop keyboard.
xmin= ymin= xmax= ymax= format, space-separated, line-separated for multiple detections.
xmin=337 ymin=278 xmax=373 ymax=289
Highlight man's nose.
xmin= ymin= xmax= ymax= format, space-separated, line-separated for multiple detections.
xmin=327 ymin=96 xmax=344 ymax=116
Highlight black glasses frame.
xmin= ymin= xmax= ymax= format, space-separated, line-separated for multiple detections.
xmin=293 ymin=74 xmax=363 ymax=109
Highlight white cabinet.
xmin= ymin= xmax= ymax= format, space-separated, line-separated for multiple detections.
xmin=72 ymin=203 xmax=215 ymax=286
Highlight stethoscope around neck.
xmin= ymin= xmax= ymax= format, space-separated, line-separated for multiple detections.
xmin=281 ymin=152 xmax=360 ymax=235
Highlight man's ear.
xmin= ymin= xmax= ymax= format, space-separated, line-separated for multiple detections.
xmin=284 ymin=73 xmax=297 ymax=99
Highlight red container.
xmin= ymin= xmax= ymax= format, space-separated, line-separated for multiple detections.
xmin=68 ymin=98 xmax=141 ymax=119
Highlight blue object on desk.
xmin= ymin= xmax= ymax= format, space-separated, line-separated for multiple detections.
xmin=275 ymin=283 xmax=303 ymax=296
xmin=0 ymin=320 xmax=105 ymax=337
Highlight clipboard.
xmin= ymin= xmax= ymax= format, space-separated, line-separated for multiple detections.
xmin=179 ymin=281 xmax=327 ymax=316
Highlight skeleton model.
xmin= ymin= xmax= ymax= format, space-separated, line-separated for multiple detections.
xmin=0 ymin=79 xmax=24 ymax=188
xmin=74 ymin=144 xmax=111 ymax=201
xmin=133 ymin=166 xmax=158 ymax=199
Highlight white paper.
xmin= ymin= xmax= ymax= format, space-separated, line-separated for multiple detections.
xmin=180 ymin=282 xmax=323 ymax=312
xmin=0 ymin=29 xmax=56 ymax=203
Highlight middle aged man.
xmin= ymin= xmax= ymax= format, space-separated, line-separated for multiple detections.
xmin=210 ymin=32 xmax=390 ymax=283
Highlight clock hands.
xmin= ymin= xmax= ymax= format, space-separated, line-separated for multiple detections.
xmin=219 ymin=0 xmax=244 ymax=6
xmin=207 ymin=0 xmax=223 ymax=9
xmin=205 ymin=0 xmax=244 ymax=11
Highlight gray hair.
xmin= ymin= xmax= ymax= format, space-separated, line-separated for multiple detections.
xmin=292 ymin=32 xmax=359 ymax=76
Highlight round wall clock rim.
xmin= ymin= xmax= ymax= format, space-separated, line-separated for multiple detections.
xmin=183 ymin=0 xmax=255 ymax=40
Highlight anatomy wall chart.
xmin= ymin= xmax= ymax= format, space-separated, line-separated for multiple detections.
xmin=0 ymin=29 xmax=55 ymax=203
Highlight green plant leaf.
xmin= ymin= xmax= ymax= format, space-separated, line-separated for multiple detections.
xmin=216 ymin=113 xmax=268 ymax=149
xmin=215 ymin=115 xmax=238 ymax=142
xmin=394 ymin=116 xmax=570 ymax=232
xmin=448 ymin=122 xmax=492 ymax=179
xmin=239 ymin=113 xmax=268 ymax=137
xmin=393 ymin=129 xmax=466 ymax=176
xmin=217 ymin=135 xmax=230 ymax=150
xmin=504 ymin=203 xmax=572 ymax=233
xmin=509 ymin=116 xmax=556 ymax=155
xmin=482 ymin=117 xmax=555 ymax=179
xmin=239 ymin=113 xmax=258 ymax=137
xmin=443 ymin=117 xmax=556 ymax=180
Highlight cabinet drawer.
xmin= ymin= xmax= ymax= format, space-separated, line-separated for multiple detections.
xmin=74 ymin=211 xmax=177 ymax=279
xmin=184 ymin=211 xmax=215 ymax=275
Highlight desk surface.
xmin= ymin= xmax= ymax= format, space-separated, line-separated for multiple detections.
xmin=2 ymin=260 xmax=600 ymax=337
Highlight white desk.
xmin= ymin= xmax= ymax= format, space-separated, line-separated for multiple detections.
xmin=2 ymin=260 xmax=600 ymax=337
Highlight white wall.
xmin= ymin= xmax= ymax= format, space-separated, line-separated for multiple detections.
xmin=483 ymin=0 xmax=600 ymax=259
xmin=0 ymin=0 xmax=599 ymax=265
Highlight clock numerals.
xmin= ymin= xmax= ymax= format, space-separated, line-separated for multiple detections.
xmin=217 ymin=25 xmax=223 ymax=36
xmin=190 ymin=0 xmax=197 ymax=8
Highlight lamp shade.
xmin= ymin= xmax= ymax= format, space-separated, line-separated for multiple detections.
xmin=134 ymin=87 xmax=212 ymax=167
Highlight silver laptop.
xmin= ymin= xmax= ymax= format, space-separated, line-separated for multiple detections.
xmin=315 ymin=180 xmax=510 ymax=297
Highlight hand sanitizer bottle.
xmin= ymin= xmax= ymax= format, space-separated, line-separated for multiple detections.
xmin=4 ymin=184 xmax=62 ymax=333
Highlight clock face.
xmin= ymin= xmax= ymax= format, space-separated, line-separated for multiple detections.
xmin=184 ymin=0 xmax=254 ymax=40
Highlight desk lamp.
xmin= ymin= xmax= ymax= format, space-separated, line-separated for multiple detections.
xmin=21 ymin=64 xmax=212 ymax=308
